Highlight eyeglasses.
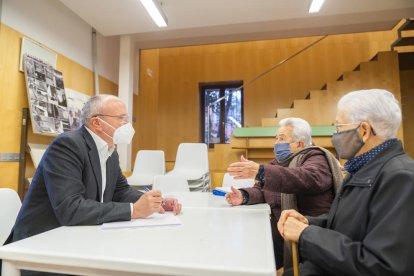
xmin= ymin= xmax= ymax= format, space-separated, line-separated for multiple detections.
xmin=333 ymin=122 xmax=359 ymax=133
xmin=93 ymin=114 xmax=130 ymax=122
xmin=333 ymin=122 xmax=376 ymax=135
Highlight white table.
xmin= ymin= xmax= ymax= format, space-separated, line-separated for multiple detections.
xmin=167 ymin=192 xmax=271 ymax=214
xmin=0 ymin=208 xmax=276 ymax=276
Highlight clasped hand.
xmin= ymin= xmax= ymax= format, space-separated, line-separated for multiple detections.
xmin=132 ymin=190 xmax=182 ymax=219
xmin=277 ymin=209 xmax=309 ymax=242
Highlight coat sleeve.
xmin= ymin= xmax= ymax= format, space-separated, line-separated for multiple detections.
xmin=307 ymin=214 xmax=328 ymax=228
xmin=263 ymin=151 xmax=333 ymax=195
xmin=298 ymin=170 xmax=414 ymax=276
xmin=42 ymin=135 xmax=135 ymax=226
xmin=241 ymin=182 xmax=265 ymax=205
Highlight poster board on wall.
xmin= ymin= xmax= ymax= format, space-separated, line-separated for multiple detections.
xmin=65 ymin=88 xmax=90 ymax=131
xmin=23 ymin=55 xmax=90 ymax=136
xmin=24 ymin=54 xmax=69 ymax=135
xmin=20 ymin=37 xmax=57 ymax=72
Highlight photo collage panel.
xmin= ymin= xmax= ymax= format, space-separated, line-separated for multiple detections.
xmin=24 ymin=55 xmax=71 ymax=135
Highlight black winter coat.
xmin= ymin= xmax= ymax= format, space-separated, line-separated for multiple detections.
xmin=298 ymin=141 xmax=414 ymax=276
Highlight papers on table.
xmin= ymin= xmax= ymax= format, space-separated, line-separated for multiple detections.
xmin=101 ymin=212 xmax=182 ymax=230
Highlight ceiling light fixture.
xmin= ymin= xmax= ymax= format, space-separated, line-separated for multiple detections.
xmin=140 ymin=0 xmax=168 ymax=28
xmin=309 ymin=0 xmax=325 ymax=13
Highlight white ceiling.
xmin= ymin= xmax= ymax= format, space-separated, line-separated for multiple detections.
xmin=59 ymin=0 xmax=414 ymax=49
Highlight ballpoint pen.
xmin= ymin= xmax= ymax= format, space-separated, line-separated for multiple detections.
xmin=144 ymin=186 xmax=165 ymax=205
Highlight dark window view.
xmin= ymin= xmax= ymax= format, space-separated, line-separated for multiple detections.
xmin=200 ymin=81 xmax=243 ymax=145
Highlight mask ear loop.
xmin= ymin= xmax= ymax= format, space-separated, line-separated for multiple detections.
xmin=96 ymin=116 xmax=115 ymax=141
xmin=361 ymin=121 xmax=377 ymax=136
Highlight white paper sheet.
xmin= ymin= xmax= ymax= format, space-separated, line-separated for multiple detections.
xmin=101 ymin=212 xmax=182 ymax=230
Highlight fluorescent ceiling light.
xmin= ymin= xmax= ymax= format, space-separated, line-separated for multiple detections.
xmin=309 ymin=0 xmax=325 ymax=13
xmin=140 ymin=0 xmax=168 ymax=28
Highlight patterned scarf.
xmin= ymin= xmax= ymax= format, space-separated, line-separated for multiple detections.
xmin=344 ymin=138 xmax=398 ymax=174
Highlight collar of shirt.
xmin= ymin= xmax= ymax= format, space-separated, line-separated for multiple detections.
xmin=344 ymin=138 xmax=398 ymax=174
xmin=85 ymin=126 xmax=115 ymax=161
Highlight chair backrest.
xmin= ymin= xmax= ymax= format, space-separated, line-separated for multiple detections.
xmin=153 ymin=175 xmax=190 ymax=194
xmin=222 ymin=173 xmax=254 ymax=188
xmin=127 ymin=150 xmax=165 ymax=186
xmin=28 ymin=143 xmax=48 ymax=168
xmin=0 ymin=188 xmax=22 ymax=245
xmin=173 ymin=143 xmax=209 ymax=173
xmin=132 ymin=150 xmax=165 ymax=176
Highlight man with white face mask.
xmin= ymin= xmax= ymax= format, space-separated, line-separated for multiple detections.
xmin=3 ymin=95 xmax=181 ymax=275
xmin=278 ymin=89 xmax=414 ymax=275
xmin=226 ymin=117 xmax=342 ymax=275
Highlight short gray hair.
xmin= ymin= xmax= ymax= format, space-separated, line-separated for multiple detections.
xmin=279 ymin=117 xmax=312 ymax=146
xmin=80 ymin=94 xmax=118 ymax=125
xmin=337 ymin=89 xmax=401 ymax=140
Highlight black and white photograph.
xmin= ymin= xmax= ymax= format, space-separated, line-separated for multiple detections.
xmin=54 ymin=70 xmax=64 ymax=89
xmin=23 ymin=55 xmax=69 ymax=135
xmin=56 ymin=88 xmax=67 ymax=107
xmin=25 ymin=58 xmax=35 ymax=77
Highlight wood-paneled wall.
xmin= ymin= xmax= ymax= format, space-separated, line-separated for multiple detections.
xmin=400 ymin=70 xmax=414 ymax=158
xmin=134 ymin=28 xmax=399 ymax=163
xmin=0 ymin=23 xmax=118 ymax=191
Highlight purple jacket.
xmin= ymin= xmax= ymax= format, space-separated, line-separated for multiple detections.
xmin=242 ymin=148 xmax=335 ymax=221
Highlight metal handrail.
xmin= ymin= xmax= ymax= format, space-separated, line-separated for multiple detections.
xmin=206 ymin=35 xmax=328 ymax=146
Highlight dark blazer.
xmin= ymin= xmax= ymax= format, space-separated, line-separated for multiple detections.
xmin=298 ymin=141 xmax=414 ymax=276
xmin=9 ymin=125 xmax=142 ymax=243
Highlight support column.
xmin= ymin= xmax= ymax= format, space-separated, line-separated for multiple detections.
xmin=118 ymin=35 xmax=134 ymax=171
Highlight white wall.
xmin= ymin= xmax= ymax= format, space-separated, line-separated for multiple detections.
xmin=1 ymin=0 xmax=119 ymax=84
xmin=97 ymin=33 xmax=120 ymax=85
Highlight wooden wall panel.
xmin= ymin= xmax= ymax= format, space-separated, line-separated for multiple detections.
xmin=132 ymin=49 xmax=160 ymax=164
xmin=99 ymin=76 xmax=118 ymax=96
xmin=134 ymin=28 xmax=400 ymax=167
xmin=400 ymin=70 xmax=414 ymax=159
xmin=0 ymin=23 xmax=118 ymax=191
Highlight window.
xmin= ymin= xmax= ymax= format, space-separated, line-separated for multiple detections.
xmin=200 ymin=81 xmax=243 ymax=146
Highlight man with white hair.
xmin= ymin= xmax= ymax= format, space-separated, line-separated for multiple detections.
xmin=226 ymin=117 xmax=342 ymax=274
xmin=278 ymin=89 xmax=414 ymax=275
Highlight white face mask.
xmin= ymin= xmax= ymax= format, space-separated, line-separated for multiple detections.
xmin=98 ymin=118 xmax=135 ymax=144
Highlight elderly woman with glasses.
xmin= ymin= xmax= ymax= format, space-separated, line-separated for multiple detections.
xmin=278 ymin=89 xmax=414 ymax=276
xmin=226 ymin=117 xmax=343 ymax=275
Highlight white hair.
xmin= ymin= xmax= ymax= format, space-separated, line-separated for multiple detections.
xmin=337 ymin=89 xmax=402 ymax=140
xmin=279 ymin=117 xmax=312 ymax=146
xmin=80 ymin=94 xmax=119 ymax=125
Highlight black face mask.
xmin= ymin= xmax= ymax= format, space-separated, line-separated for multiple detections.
xmin=332 ymin=127 xmax=365 ymax=160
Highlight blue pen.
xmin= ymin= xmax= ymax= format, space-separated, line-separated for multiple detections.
xmin=212 ymin=189 xmax=227 ymax=197
xmin=145 ymin=186 xmax=165 ymax=205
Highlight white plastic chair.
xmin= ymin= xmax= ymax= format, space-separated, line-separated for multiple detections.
xmin=222 ymin=173 xmax=255 ymax=188
xmin=153 ymin=175 xmax=190 ymax=194
xmin=167 ymin=143 xmax=210 ymax=191
xmin=0 ymin=188 xmax=22 ymax=245
xmin=127 ymin=150 xmax=165 ymax=187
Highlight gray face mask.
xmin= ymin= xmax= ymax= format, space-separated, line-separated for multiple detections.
xmin=332 ymin=127 xmax=364 ymax=159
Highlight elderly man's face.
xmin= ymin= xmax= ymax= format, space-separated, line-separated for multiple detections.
xmin=90 ymin=99 xmax=129 ymax=146
xmin=275 ymin=126 xmax=303 ymax=153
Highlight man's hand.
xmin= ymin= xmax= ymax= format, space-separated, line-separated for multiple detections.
xmin=225 ymin=186 xmax=243 ymax=206
xmin=160 ymin=198 xmax=182 ymax=215
xmin=227 ymin=155 xmax=260 ymax=179
xmin=132 ymin=190 xmax=163 ymax=218
xmin=277 ymin=209 xmax=309 ymax=242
